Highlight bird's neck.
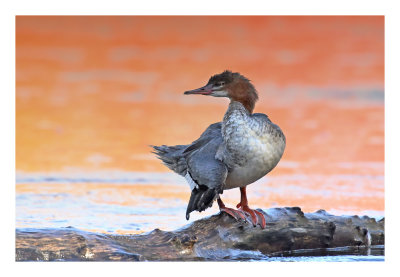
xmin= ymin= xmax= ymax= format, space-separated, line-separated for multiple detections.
xmin=223 ymin=101 xmax=251 ymax=124
xmin=228 ymin=85 xmax=257 ymax=113
xmin=230 ymin=98 xmax=255 ymax=114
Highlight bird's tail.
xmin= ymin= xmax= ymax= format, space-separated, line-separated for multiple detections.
xmin=151 ymin=145 xmax=187 ymax=176
xmin=185 ymin=184 xmax=218 ymax=220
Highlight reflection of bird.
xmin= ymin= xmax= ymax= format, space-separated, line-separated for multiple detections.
xmin=152 ymin=70 xmax=285 ymax=228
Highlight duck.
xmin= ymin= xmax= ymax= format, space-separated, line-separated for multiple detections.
xmin=152 ymin=70 xmax=286 ymax=228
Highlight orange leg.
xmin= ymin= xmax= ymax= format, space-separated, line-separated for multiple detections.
xmin=217 ymin=198 xmax=246 ymax=221
xmin=236 ymin=187 xmax=266 ymax=229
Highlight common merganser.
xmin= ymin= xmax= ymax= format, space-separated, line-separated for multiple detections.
xmin=152 ymin=70 xmax=286 ymax=228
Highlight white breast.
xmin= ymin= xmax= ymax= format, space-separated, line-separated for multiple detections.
xmin=224 ymin=133 xmax=285 ymax=189
xmin=222 ymin=106 xmax=285 ymax=190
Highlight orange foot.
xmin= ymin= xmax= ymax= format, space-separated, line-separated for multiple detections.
xmin=236 ymin=202 xmax=267 ymax=229
xmin=217 ymin=198 xmax=246 ymax=221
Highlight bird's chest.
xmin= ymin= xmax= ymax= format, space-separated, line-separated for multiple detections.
xmin=222 ymin=115 xmax=285 ymax=189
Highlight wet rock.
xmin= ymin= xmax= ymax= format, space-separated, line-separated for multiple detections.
xmin=16 ymin=207 xmax=384 ymax=261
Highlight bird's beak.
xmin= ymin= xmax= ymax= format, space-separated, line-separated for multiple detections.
xmin=184 ymin=84 xmax=214 ymax=95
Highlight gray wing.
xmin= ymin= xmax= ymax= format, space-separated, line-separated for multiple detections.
xmin=152 ymin=123 xmax=228 ymax=220
xmin=252 ymin=112 xmax=271 ymax=123
xmin=184 ymin=125 xmax=228 ymax=219
xmin=252 ymin=113 xmax=286 ymax=143
xmin=152 ymin=123 xmax=222 ymax=176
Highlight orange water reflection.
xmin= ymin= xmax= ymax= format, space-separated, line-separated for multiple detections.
xmin=16 ymin=16 xmax=384 ymax=232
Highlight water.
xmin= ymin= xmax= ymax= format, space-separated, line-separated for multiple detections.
xmin=15 ymin=171 xmax=384 ymax=261
xmin=16 ymin=170 xmax=384 ymax=234
xmin=266 ymin=245 xmax=384 ymax=262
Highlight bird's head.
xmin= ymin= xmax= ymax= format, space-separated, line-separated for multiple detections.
xmin=184 ymin=70 xmax=258 ymax=113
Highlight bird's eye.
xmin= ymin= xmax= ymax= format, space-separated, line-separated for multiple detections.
xmin=216 ymin=82 xmax=225 ymax=87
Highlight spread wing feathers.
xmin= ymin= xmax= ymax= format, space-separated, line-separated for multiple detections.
xmin=151 ymin=144 xmax=188 ymax=176
xmin=183 ymin=123 xmax=222 ymax=155
xmin=152 ymin=122 xmax=227 ymax=219
xmin=151 ymin=122 xmax=222 ymax=176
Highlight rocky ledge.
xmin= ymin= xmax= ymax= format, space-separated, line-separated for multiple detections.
xmin=16 ymin=207 xmax=384 ymax=261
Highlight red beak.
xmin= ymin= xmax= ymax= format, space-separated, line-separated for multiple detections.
xmin=184 ymin=84 xmax=213 ymax=95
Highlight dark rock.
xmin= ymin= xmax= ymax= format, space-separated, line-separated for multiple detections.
xmin=15 ymin=207 xmax=384 ymax=261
